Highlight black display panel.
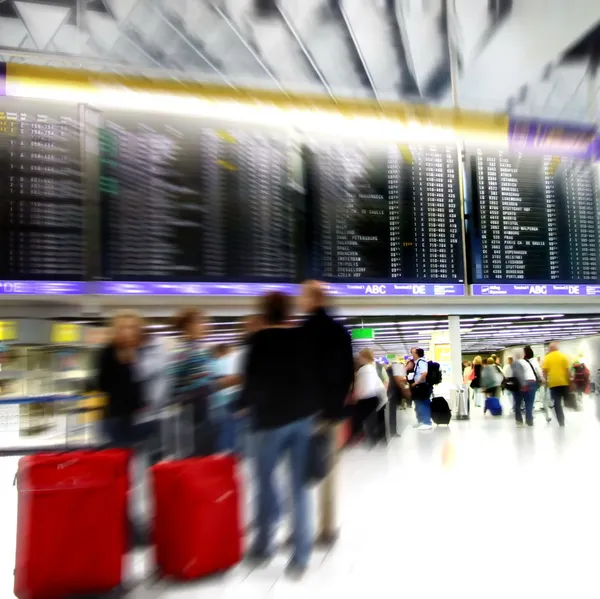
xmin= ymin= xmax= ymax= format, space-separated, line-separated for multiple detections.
xmin=306 ymin=141 xmax=463 ymax=282
xmin=470 ymin=148 xmax=600 ymax=283
xmin=98 ymin=112 xmax=302 ymax=281
xmin=0 ymin=98 xmax=84 ymax=280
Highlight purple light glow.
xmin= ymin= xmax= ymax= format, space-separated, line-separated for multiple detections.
xmin=0 ymin=281 xmax=85 ymax=295
xmin=91 ymin=282 xmax=465 ymax=297
xmin=472 ymin=284 xmax=600 ymax=297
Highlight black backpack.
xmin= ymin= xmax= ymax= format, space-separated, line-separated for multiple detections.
xmin=426 ymin=361 xmax=442 ymax=387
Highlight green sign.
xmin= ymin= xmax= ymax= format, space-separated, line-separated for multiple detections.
xmin=351 ymin=328 xmax=374 ymax=341
xmin=386 ymin=353 xmax=397 ymax=361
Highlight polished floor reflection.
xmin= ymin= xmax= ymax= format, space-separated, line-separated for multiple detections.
xmin=1 ymin=401 xmax=599 ymax=598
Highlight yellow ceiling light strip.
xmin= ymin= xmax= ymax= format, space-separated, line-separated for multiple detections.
xmin=5 ymin=63 xmax=509 ymax=141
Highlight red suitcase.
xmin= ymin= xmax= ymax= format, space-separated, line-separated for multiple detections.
xmin=14 ymin=450 xmax=131 ymax=599
xmin=151 ymin=454 xmax=242 ymax=580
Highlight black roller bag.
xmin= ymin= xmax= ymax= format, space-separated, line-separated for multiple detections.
xmin=431 ymin=396 xmax=451 ymax=425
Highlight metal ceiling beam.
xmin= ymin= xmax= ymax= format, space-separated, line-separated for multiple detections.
xmin=445 ymin=0 xmax=460 ymax=108
xmin=556 ymin=66 xmax=588 ymax=119
xmin=149 ymin=4 xmax=235 ymax=88
xmin=207 ymin=0 xmax=288 ymax=96
xmin=274 ymin=0 xmax=336 ymax=102
xmin=336 ymin=0 xmax=381 ymax=107
xmin=387 ymin=0 xmax=421 ymax=99
xmin=99 ymin=0 xmax=165 ymax=71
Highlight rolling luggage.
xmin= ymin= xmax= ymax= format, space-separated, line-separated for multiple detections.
xmin=14 ymin=449 xmax=131 ymax=599
xmin=150 ymin=405 xmax=243 ymax=580
xmin=431 ymin=397 xmax=451 ymax=425
xmin=484 ymin=396 xmax=503 ymax=416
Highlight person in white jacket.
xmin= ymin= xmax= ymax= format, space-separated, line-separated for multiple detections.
xmin=350 ymin=349 xmax=387 ymax=443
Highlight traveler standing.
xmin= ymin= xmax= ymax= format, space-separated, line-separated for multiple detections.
xmin=97 ymin=311 xmax=147 ymax=446
xmin=299 ymin=281 xmax=354 ymax=547
xmin=243 ymin=292 xmax=319 ymax=577
xmin=411 ymin=347 xmax=432 ymax=430
xmin=404 ymin=359 xmax=415 ymax=409
xmin=481 ymin=357 xmax=503 ymax=399
xmin=170 ymin=308 xmax=215 ymax=455
xmin=97 ymin=311 xmax=153 ymax=547
xmin=135 ymin=327 xmax=170 ymax=462
xmin=351 ymin=349 xmax=387 ymax=440
xmin=387 ymin=360 xmax=407 ymax=431
xmin=524 ymin=345 xmax=546 ymax=419
xmin=231 ymin=314 xmax=264 ymax=458
xmin=542 ymin=342 xmax=570 ymax=427
xmin=470 ymin=356 xmax=483 ymax=407
xmin=514 ymin=347 xmax=541 ymax=427
xmin=376 ymin=361 xmax=389 ymax=391
xmin=463 ymin=361 xmax=473 ymax=385
xmin=210 ymin=344 xmax=237 ymax=453
xmin=572 ymin=359 xmax=590 ymax=403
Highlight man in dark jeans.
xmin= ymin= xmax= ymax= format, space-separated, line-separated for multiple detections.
xmin=411 ymin=347 xmax=433 ymax=430
xmin=300 ymin=281 xmax=355 ymax=547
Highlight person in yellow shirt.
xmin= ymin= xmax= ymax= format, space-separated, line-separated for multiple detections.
xmin=542 ymin=342 xmax=570 ymax=427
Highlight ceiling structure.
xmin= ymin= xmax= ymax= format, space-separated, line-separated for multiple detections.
xmin=0 ymin=0 xmax=600 ymax=124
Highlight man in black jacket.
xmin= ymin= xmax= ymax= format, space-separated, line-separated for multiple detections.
xmin=300 ymin=281 xmax=354 ymax=546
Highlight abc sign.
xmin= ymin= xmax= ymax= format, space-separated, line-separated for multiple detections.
xmin=365 ymin=285 xmax=387 ymax=295
xmin=528 ymin=285 xmax=547 ymax=295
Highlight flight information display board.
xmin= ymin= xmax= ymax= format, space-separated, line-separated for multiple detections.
xmin=99 ymin=112 xmax=301 ymax=282
xmin=471 ymin=148 xmax=600 ymax=283
xmin=0 ymin=99 xmax=84 ymax=280
xmin=306 ymin=141 xmax=463 ymax=283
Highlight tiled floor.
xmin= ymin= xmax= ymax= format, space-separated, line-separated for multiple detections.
xmin=2 ymin=400 xmax=600 ymax=598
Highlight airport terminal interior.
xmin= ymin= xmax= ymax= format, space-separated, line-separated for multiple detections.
xmin=2 ymin=0 xmax=600 ymax=597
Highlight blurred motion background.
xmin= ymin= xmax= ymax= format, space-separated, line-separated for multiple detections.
xmin=0 ymin=0 xmax=599 ymax=121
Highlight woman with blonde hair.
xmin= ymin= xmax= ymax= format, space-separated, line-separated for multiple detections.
xmin=350 ymin=349 xmax=387 ymax=443
xmin=463 ymin=361 xmax=473 ymax=385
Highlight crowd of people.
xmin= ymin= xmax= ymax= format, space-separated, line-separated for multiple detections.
xmin=95 ymin=290 xmax=594 ymax=577
xmin=462 ymin=342 xmax=591 ymax=427
xmin=96 ymin=281 xmax=354 ymax=577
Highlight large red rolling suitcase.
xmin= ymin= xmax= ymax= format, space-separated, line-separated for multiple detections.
xmin=14 ymin=449 xmax=131 ymax=599
xmin=151 ymin=453 xmax=243 ymax=580
xmin=150 ymin=404 xmax=244 ymax=580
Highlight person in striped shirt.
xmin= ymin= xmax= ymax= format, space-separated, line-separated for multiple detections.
xmin=170 ymin=308 xmax=215 ymax=455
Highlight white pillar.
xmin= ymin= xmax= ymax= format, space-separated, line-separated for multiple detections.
xmin=448 ymin=315 xmax=462 ymax=389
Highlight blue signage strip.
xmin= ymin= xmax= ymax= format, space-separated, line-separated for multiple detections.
xmin=89 ymin=282 xmax=466 ymax=297
xmin=472 ymin=284 xmax=600 ymax=297
xmin=0 ymin=281 xmax=85 ymax=295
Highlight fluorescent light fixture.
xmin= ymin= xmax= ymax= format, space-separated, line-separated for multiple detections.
xmin=12 ymin=82 xmax=456 ymax=143
xmin=348 ymin=320 xmax=444 ymax=327
xmin=479 ymin=314 xmax=564 ymax=322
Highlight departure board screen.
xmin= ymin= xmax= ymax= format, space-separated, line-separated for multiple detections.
xmin=471 ymin=148 xmax=600 ymax=283
xmin=99 ymin=112 xmax=301 ymax=281
xmin=306 ymin=141 xmax=463 ymax=282
xmin=0 ymin=99 xmax=84 ymax=280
